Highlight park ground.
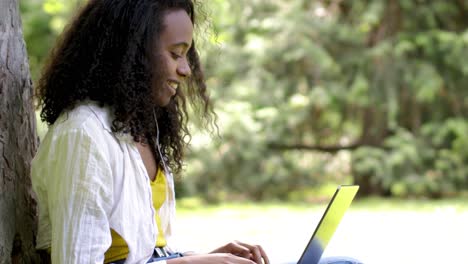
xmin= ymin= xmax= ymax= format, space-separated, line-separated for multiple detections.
xmin=174 ymin=197 xmax=468 ymax=264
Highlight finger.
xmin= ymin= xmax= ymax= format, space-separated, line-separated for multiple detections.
xmin=247 ymin=246 xmax=262 ymax=264
xmin=237 ymin=242 xmax=269 ymax=264
xmin=229 ymin=254 xmax=256 ymax=264
xmin=228 ymin=241 xmax=251 ymax=258
xmin=210 ymin=242 xmax=250 ymax=257
xmin=251 ymin=247 xmax=263 ymax=264
xmin=258 ymin=245 xmax=270 ymax=264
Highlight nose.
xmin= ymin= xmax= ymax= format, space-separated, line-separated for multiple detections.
xmin=177 ymin=58 xmax=191 ymax=78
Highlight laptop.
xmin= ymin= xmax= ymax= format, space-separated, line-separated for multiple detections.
xmin=296 ymin=185 xmax=359 ymax=264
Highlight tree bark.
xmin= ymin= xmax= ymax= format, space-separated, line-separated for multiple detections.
xmin=0 ymin=0 xmax=40 ymax=263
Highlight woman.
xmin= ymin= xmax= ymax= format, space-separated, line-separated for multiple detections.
xmin=32 ymin=0 xmax=268 ymax=263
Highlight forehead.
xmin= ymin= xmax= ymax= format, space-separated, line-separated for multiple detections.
xmin=160 ymin=9 xmax=193 ymax=46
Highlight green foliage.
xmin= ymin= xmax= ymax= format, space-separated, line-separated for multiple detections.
xmin=182 ymin=0 xmax=468 ymax=201
xmin=352 ymin=119 xmax=468 ymax=197
xmin=182 ymin=102 xmax=335 ymax=202
xmin=21 ymin=0 xmax=53 ymax=81
xmin=21 ymin=0 xmax=80 ymax=81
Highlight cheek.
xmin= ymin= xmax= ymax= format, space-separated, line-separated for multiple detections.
xmin=164 ymin=52 xmax=180 ymax=71
xmin=154 ymin=52 xmax=171 ymax=74
xmin=164 ymin=58 xmax=177 ymax=73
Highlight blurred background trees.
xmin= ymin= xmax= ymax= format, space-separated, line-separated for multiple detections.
xmin=22 ymin=0 xmax=468 ymax=202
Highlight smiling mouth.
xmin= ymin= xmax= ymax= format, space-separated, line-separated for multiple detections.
xmin=167 ymin=80 xmax=179 ymax=91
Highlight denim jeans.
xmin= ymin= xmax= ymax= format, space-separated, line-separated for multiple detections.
xmin=318 ymin=256 xmax=363 ymax=264
xmin=285 ymin=256 xmax=363 ymax=264
xmin=109 ymin=250 xmax=183 ymax=264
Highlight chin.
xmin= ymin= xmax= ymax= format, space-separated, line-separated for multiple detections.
xmin=155 ymin=97 xmax=173 ymax=107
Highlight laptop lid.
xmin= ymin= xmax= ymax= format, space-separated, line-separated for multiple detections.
xmin=297 ymin=185 xmax=359 ymax=264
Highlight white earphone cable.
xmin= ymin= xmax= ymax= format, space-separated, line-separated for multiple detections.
xmin=153 ymin=109 xmax=170 ymax=175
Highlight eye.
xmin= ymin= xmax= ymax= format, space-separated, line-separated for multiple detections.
xmin=171 ymin=52 xmax=182 ymax=59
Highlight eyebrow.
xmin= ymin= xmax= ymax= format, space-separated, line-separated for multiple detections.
xmin=170 ymin=42 xmax=191 ymax=49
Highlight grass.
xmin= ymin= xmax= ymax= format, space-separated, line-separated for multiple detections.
xmin=174 ymin=197 xmax=468 ymax=264
xmin=178 ymin=196 xmax=468 ymax=213
xmin=351 ymin=196 xmax=468 ymax=211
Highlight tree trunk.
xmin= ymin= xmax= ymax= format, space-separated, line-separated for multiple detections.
xmin=0 ymin=0 xmax=40 ymax=263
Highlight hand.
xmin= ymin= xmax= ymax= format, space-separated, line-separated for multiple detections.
xmin=210 ymin=241 xmax=270 ymax=264
xmin=167 ymin=253 xmax=256 ymax=264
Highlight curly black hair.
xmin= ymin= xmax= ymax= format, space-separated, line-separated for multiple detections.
xmin=36 ymin=0 xmax=215 ymax=174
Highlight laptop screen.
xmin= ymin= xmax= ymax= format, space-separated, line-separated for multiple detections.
xmin=297 ymin=185 xmax=359 ymax=264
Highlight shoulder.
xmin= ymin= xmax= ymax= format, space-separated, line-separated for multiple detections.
xmin=32 ymin=102 xmax=119 ymax=186
xmin=35 ymin=101 xmax=123 ymax=166
xmin=52 ymin=101 xmax=114 ymax=136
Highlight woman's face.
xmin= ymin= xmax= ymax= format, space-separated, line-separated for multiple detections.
xmin=153 ymin=9 xmax=193 ymax=107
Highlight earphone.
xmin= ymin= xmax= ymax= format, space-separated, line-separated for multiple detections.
xmin=153 ymin=108 xmax=170 ymax=175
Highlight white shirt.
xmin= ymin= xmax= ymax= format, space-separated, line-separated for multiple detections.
xmin=31 ymin=102 xmax=176 ymax=264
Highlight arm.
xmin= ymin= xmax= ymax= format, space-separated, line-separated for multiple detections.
xmin=48 ymin=129 xmax=113 ymax=263
xmin=165 ymin=253 xmax=257 ymax=264
xmin=161 ymin=241 xmax=269 ymax=264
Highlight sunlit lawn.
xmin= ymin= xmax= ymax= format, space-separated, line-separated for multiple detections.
xmin=174 ymin=197 xmax=468 ymax=264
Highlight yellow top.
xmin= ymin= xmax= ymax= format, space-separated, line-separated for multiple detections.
xmin=104 ymin=169 xmax=167 ymax=263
